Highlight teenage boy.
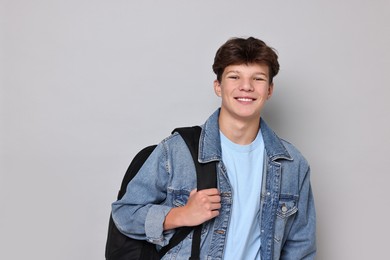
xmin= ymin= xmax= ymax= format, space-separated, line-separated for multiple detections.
xmin=112 ymin=37 xmax=316 ymax=259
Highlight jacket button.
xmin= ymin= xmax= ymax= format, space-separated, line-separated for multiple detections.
xmin=215 ymin=230 xmax=225 ymax=234
xmin=281 ymin=204 xmax=288 ymax=212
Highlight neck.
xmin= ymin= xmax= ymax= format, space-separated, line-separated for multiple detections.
xmin=219 ymin=113 xmax=261 ymax=145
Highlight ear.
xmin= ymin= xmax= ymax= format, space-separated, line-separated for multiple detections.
xmin=214 ymin=80 xmax=222 ymax=97
xmin=267 ymin=83 xmax=274 ymax=100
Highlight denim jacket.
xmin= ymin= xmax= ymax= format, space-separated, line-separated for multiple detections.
xmin=112 ymin=109 xmax=316 ymax=260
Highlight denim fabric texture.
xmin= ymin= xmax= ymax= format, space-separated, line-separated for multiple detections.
xmin=112 ymin=108 xmax=316 ymax=260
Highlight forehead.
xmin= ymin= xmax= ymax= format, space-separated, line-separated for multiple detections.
xmin=223 ymin=63 xmax=269 ymax=76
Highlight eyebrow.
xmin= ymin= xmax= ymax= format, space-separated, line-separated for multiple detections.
xmin=225 ymin=70 xmax=240 ymax=74
xmin=225 ymin=70 xmax=268 ymax=77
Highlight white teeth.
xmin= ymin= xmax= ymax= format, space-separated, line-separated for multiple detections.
xmin=237 ymin=98 xmax=253 ymax=101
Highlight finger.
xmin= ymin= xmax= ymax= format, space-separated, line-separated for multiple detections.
xmin=207 ymin=194 xmax=221 ymax=202
xmin=198 ymin=188 xmax=219 ymax=195
xmin=211 ymin=203 xmax=221 ymax=210
xmin=210 ymin=209 xmax=220 ymax=219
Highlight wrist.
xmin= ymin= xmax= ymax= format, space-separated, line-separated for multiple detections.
xmin=163 ymin=206 xmax=187 ymax=230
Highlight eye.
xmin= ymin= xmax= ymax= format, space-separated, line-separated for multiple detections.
xmin=228 ymin=75 xmax=239 ymax=80
xmin=254 ymin=77 xmax=265 ymax=81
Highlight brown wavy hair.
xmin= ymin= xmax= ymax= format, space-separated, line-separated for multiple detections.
xmin=212 ymin=37 xmax=280 ymax=83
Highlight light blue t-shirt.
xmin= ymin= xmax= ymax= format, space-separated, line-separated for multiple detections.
xmin=220 ymin=130 xmax=264 ymax=260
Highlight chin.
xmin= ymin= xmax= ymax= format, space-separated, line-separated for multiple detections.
xmin=236 ymin=112 xmax=261 ymax=121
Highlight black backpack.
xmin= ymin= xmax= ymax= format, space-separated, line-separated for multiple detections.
xmin=105 ymin=126 xmax=217 ymax=260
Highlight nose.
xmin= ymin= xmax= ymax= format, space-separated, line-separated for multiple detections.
xmin=239 ymin=78 xmax=254 ymax=92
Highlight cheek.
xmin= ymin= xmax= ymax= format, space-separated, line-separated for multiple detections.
xmin=258 ymin=85 xmax=271 ymax=95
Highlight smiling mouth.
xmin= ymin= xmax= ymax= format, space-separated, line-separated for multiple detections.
xmin=236 ymin=97 xmax=255 ymax=102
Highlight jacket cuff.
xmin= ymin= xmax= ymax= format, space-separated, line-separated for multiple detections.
xmin=145 ymin=205 xmax=174 ymax=246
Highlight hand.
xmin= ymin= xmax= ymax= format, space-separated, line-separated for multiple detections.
xmin=163 ymin=188 xmax=221 ymax=230
xmin=183 ymin=188 xmax=221 ymax=226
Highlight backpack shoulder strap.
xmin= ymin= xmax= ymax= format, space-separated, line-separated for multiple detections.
xmin=158 ymin=126 xmax=218 ymax=258
xmin=173 ymin=126 xmax=217 ymax=190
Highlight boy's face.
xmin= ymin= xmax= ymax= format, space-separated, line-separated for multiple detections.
xmin=214 ymin=63 xmax=273 ymax=122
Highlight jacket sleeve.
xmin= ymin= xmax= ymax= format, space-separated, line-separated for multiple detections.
xmin=281 ymin=166 xmax=316 ymax=260
xmin=111 ymin=141 xmax=175 ymax=247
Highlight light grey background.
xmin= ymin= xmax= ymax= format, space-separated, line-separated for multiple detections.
xmin=1 ymin=0 xmax=389 ymax=259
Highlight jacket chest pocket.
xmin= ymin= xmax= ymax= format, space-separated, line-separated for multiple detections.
xmin=276 ymin=195 xmax=298 ymax=219
xmin=171 ymin=189 xmax=190 ymax=207
xmin=274 ymin=194 xmax=298 ymax=243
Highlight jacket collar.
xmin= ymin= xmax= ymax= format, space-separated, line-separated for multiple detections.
xmin=260 ymin=118 xmax=293 ymax=161
xmin=198 ymin=108 xmax=292 ymax=163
